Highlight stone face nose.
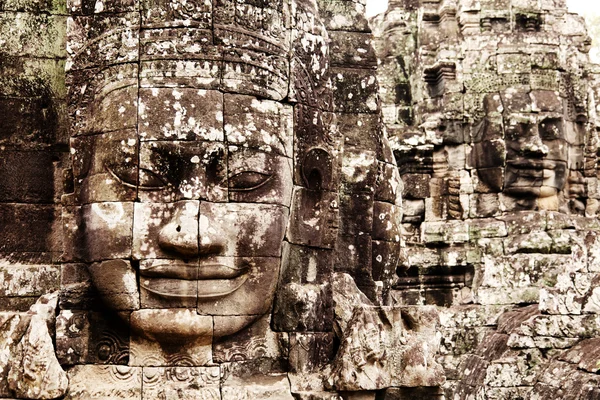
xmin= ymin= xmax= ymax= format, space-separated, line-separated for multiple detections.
xmin=158 ymin=202 xmax=199 ymax=257
xmin=521 ymin=132 xmax=549 ymax=157
xmin=197 ymin=213 xmax=226 ymax=255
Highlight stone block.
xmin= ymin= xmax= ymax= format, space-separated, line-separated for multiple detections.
xmin=292 ymin=106 xmax=340 ymax=188
xmin=380 ymin=387 xmax=445 ymax=400
xmin=224 ymin=93 xmax=293 ymax=157
xmin=524 ymin=314 xmax=600 ymax=338
xmin=376 ymin=161 xmax=403 ymax=204
xmin=340 ymin=149 xmax=378 ymax=193
xmin=279 ymin=243 xmax=334 ymax=286
xmin=500 ymin=211 xmax=547 ymax=235
xmin=0 ymin=150 xmax=56 ymax=203
xmin=129 ymin=309 xmax=212 ymax=366
xmin=137 ymin=140 xmax=228 ymax=203
xmin=0 ymin=312 xmax=31 ymax=397
xmin=227 ymin=147 xmax=293 ymax=207
xmin=89 ymin=260 xmax=140 ymax=311
xmin=468 ymin=218 xmax=507 ymax=239
xmin=504 ymin=231 xmax=553 ymax=254
xmin=200 ymin=202 xmax=288 ymax=257
xmin=372 ymin=201 xmax=402 ymax=242
xmin=59 ymin=263 xmax=95 ymax=309
xmin=330 ymin=31 xmax=376 ymax=68
xmin=8 ymin=315 xmax=68 ymax=399
xmin=196 ymin=257 xmax=281 ymax=316
xmin=56 ymin=310 xmax=130 ymax=366
xmin=0 ymin=263 xmax=59 ymax=297
xmin=0 ymin=204 xmax=58 ymax=253
xmin=469 ymin=193 xmax=501 ymax=218
xmin=331 ymin=67 xmax=379 ymax=114
xmin=0 ymin=12 xmax=66 ymax=58
xmin=421 ymin=221 xmax=469 ymax=244
xmin=82 ymin=202 xmax=134 ymax=261
xmin=476 ymin=287 xmax=540 ymax=305
xmin=339 ymin=192 xmax=374 ymax=236
xmin=66 ymin=13 xmax=139 ymax=70
xmin=272 ymin=282 xmax=333 ymax=332
xmin=222 ymin=50 xmax=288 ymax=101
xmin=139 ymin=88 xmax=223 ymax=141
xmin=316 ymin=0 xmax=369 ymax=31
xmin=288 ymin=332 xmax=335 ymax=392
xmin=483 ymin=349 xmax=543 ymax=387
xmin=214 ymin=315 xmax=287 ymax=363
xmin=132 ymin=201 xmax=198 ymax=260
xmin=558 ymin=338 xmax=600 ymax=373
xmin=287 ymin=188 xmax=338 ymax=249
xmin=221 ymin=363 xmax=294 ymax=400
xmin=142 ymin=367 xmax=221 ymax=399
xmin=402 ymin=173 xmax=431 ymax=199
xmin=335 ymin=235 xmax=372 ymax=287
xmin=372 ymin=240 xmax=402 ymax=282
xmin=65 ymin=365 xmax=142 ymax=399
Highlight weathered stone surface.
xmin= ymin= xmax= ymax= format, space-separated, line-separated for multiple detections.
xmin=288 ymin=332 xmax=335 ymax=392
xmin=89 ymin=260 xmax=140 ymax=311
xmin=2 ymin=0 xmax=417 ymax=398
xmin=0 ymin=312 xmax=31 ymax=397
xmin=0 ymin=204 xmax=59 ymax=253
xmin=142 ymin=367 xmax=221 ymax=399
xmin=213 ymin=315 xmax=287 ymax=363
xmin=372 ymin=0 xmax=600 ymax=397
xmin=59 ymin=263 xmax=94 ymax=309
xmin=287 ymin=188 xmax=339 ymax=249
xmin=65 ymin=365 xmax=141 ymax=399
xmin=0 ymin=262 xmax=60 ymax=297
xmin=7 ymin=315 xmax=68 ymax=399
xmin=130 ymin=309 xmax=212 ymax=366
xmin=221 ymin=361 xmax=294 ymax=400
xmin=331 ymin=273 xmax=444 ymax=391
xmin=56 ymin=310 xmax=130 ymax=366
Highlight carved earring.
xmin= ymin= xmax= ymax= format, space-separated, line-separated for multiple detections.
xmin=302 ymin=147 xmax=333 ymax=190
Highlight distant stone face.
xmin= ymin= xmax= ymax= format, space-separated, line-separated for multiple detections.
xmin=372 ymin=0 xmax=600 ymax=399
xmin=472 ymin=89 xmax=570 ymax=206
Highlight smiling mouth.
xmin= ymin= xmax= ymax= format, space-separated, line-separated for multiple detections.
xmin=139 ymin=262 xmax=250 ymax=299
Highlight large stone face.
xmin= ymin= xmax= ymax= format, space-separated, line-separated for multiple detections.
xmin=0 ymin=0 xmax=422 ymax=398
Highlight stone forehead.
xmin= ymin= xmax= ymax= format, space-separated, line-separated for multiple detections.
xmin=66 ymin=0 xmax=324 ymax=65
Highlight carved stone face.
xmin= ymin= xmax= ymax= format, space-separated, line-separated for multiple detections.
xmin=472 ymin=89 xmax=569 ymax=204
xmin=75 ymin=86 xmax=294 ymax=341
xmin=69 ymin=0 xmax=360 ymax=350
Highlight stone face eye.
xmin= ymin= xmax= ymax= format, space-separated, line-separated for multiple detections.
xmin=138 ymin=168 xmax=168 ymax=190
xmin=228 ymin=171 xmax=272 ymax=191
xmin=539 ymin=118 xmax=563 ymax=140
xmin=107 ymin=165 xmax=166 ymax=190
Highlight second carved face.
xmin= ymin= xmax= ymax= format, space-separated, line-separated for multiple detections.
xmin=472 ymin=89 xmax=573 ymax=208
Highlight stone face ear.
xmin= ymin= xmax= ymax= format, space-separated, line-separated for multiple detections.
xmin=302 ymin=147 xmax=334 ymax=190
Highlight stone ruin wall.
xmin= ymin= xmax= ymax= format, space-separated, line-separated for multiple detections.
xmin=2 ymin=0 xmax=600 ymax=398
xmin=372 ymin=0 xmax=600 ymax=398
xmin=0 ymin=0 xmax=445 ymax=399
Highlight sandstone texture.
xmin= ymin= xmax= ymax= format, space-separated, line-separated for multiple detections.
xmin=2 ymin=0 xmax=600 ymax=398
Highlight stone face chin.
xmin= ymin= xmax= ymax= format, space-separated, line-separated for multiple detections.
xmin=130 ymin=309 xmax=213 ymax=342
